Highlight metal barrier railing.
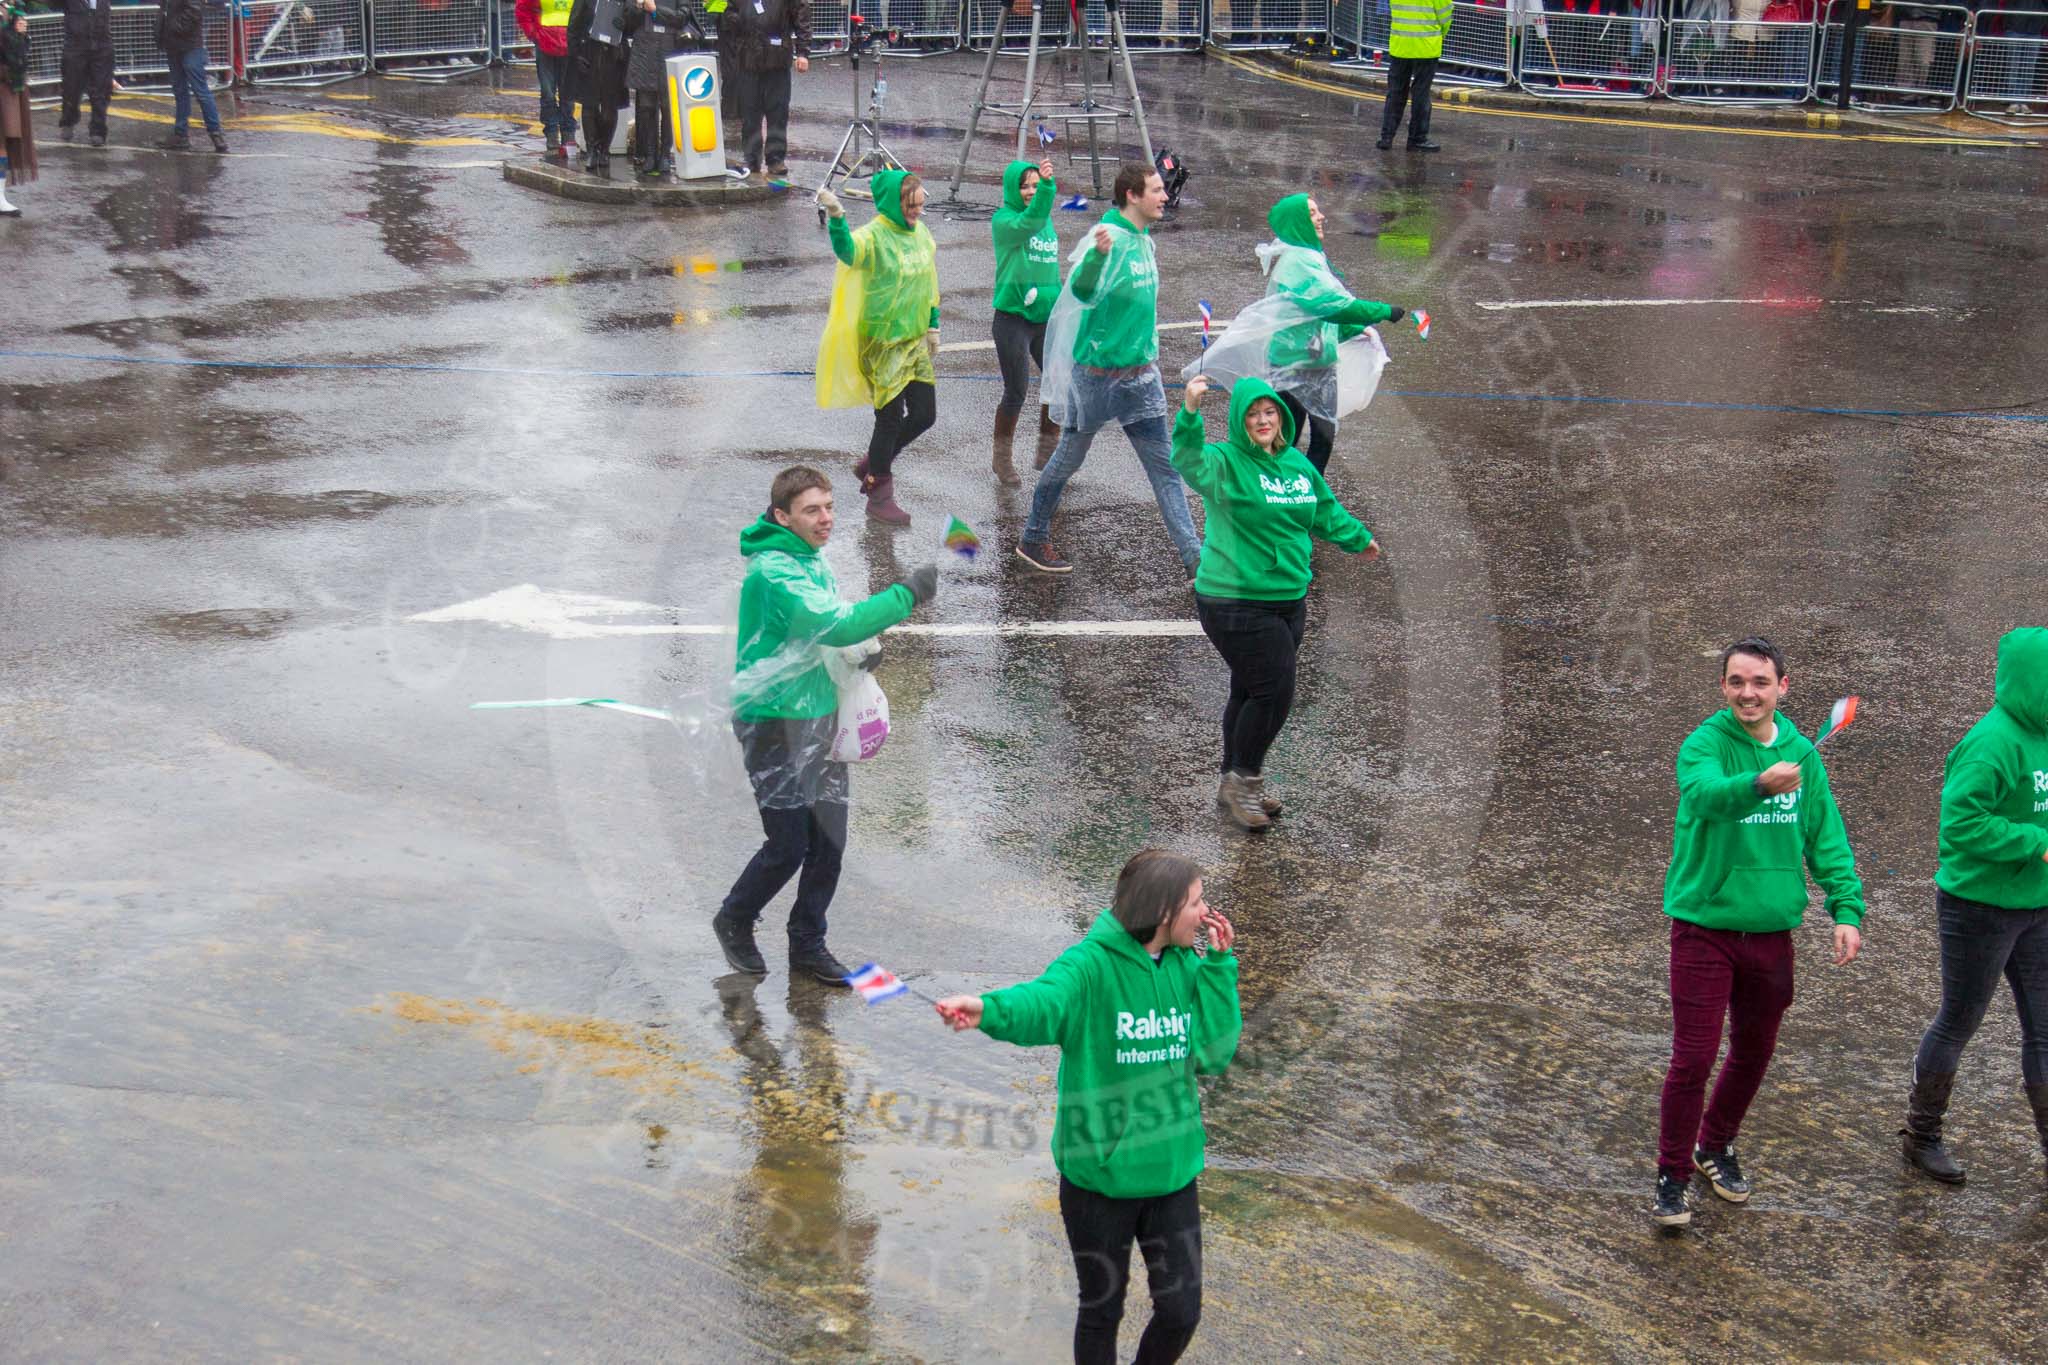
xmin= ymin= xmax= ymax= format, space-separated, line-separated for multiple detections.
xmin=1439 ymin=0 xmax=1512 ymax=87
xmin=1813 ymin=1 xmax=1968 ymax=111
xmin=369 ymin=0 xmax=493 ymax=77
xmin=241 ymin=0 xmax=371 ymax=85
xmin=112 ymin=2 xmax=236 ymax=93
xmin=964 ymin=0 xmax=1073 ymax=50
xmin=1962 ymin=10 xmax=2048 ymax=119
xmin=1212 ymin=0 xmax=1331 ymax=49
xmin=1665 ymin=16 xmax=1816 ymax=103
xmin=1077 ymin=0 xmax=1207 ymax=45
xmin=879 ymin=0 xmax=966 ymax=48
xmin=22 ymin=11 xmax=65 ymax=101
xmin=811 ymin=0 xmax=853 ymax=51
xmin=1328 ymin=0 xmax=1390 ymax=69
xmin=493 ymin=0 xmax=535 ymax=63
xmin=1515 ymin=6 xmax=1661 ymax=99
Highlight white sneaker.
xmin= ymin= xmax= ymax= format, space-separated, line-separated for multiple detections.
xmin=0 ymin=187 xmax=19 ymax=217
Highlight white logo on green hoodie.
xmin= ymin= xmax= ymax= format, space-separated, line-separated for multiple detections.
xmin=1115 ymin=1007 xmax=1191 ymax=1065
xmin=2035 ymin=768 xmax=2048 ymax=810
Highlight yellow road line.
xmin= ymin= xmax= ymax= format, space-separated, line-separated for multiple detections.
xmin=103 ymin=103 xmax=498 ymax=147
xmin=1212 ymin=50 xmax=2024 ymax=149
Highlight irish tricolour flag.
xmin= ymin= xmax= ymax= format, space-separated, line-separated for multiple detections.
xmin=1815 ymin=695 xmax=1860 ymax=746
xmin=846 ymin=962 xmax=908 ymax=1004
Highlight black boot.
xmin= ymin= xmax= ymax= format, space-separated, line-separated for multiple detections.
xmin=2028 ymin=1083 xmax=2048 ymax=1181
xmin=711 ymin=909 xmax=766 ymax=975
xmin=1901 ymin=1067 xmax=1967 ymax=1185
xmin=789 ymin=948 xmax=853 ymax=985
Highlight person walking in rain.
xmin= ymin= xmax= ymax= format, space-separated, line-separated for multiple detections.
xmin=934 ymin=849 xmax=1240 ymax=1365
xmin=711 ymin=465 xmax=938 ymax=984
xmin=815 ymin=171 xmax=940 ymax=529
xmin=1377 ymin=0 xmax=1452 ymax=151
xmin=156 ymin=0 xmax=228 ymax=153
xmin=0 ymin=4 xmax=36 ymax=216
xmin=1900 ymin=627 xmax=2048 ymax=1187
xmin=1651 ymin=636 xmax=1865 ymax=1227
xmin=1014 ymin=163 xmax=1201 ymax=578
xmin=989 ymin=157 xmax=1063 ymax=487
xmin=1174 ymin=373 xmax=1380 ymax=831
xmin=57 ymin=0 xmax=115 ymax=148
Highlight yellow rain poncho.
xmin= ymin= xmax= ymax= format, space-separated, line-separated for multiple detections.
xmin=816 ymin=168 xmax=941 ymax=411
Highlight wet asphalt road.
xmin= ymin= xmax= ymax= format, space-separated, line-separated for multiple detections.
xmin=4 ymin=47 xmax=2048 ymax=1363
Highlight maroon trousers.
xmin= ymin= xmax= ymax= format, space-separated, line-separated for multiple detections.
xmin=1657 ymin=918 xmax=1796 ymax=1180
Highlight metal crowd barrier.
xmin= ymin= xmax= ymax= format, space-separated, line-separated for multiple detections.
xmin=1329 ymin=0 xmax=1391 ymax=68
xmin=22 ymin=10 xmax=64 ymax=101
xmin=1813 ymin=1 xmax=1968 ymax=111
xmin=1962 ymin=10 xmax=2048 ymax=119
xmin=1665 ymin=15 xmax=1816 ymax=103
xmin=1515 ymin=6 xmax=1661 ymax=99
xmin=112 ymin=1 xmax=235 ymax=93
xmin=493 ymin=0 xmax=535 ymax=64
xmin=1213 ymin=0 xmax=1330 ymax=48
xmin=964 ymin=0 xmax=1072 ymax=50
xmin=369 ymin=0 xmax=493 ymax=77
xmin=809 ymin=0 xmax=852 ymax=50
xmin=241 ymin=0 xmax=371 ymax=85
xmin=879 ymin=0 xmax=965 ymax=49
xmin=1076 ymin=0 xmax=1206 ymax=46
xmin=1439 ymin=0 xmax=1512 ymax=86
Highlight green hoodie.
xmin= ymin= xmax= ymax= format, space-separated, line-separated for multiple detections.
xmin=1064 ymin=208 xmax=1159 ymax=369
xmin=1937 ymin=627 xmax=2048 ymax=908
xmin=991 ymin=160 xmax=1059 ymax=325
xmin=732 ymin=514 xmax=913 ymax=722
xmin=1264 ymin=193 xmax=1399 ymax=371
xmin=828 ymin=168 xmax=942 ymax=332
xmin=1170 ymin=377 xmax=1374 ymax=601
xmin=1663 ymin=708 xmax=1865 ymax=931
xmin=979 ymin=911 xmax=1241 ymax=1199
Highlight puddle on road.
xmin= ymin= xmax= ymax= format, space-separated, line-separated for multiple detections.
xmin=377 ymin=994 xmax=723 ymax=1096
xmin=143 ymin=608 xmax=296 ymax=641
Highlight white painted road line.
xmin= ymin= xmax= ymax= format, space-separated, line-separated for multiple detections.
xmin=1472 ymin=297 xmax=1949 ymax=314
xmin=409 ymin=585 xmax=1202 ymax=640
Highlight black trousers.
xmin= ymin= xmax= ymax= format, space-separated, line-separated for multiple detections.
xmin=60 ymin=39 xmax=114 ymax=137
xmin=993 ymin=308 xmax=1047 ymax=415
xmin=1059 ymin=1176 xmax=1202 ymax=1365
xmin=1276 ymin=388 xmax=1336 ymax=476
xmin=582 ymin=99 xmax=619 ymax=161
xmin=1380 ymin=55 xmax=1438 ymax=144
xmin=632 ymin=88 xmax=671 ymax=169
xmin=719 ymin=718 xmax=848 ymax=957
xmin=733 ymin=64 xmax=791 ymax=171
xmin=1195 ymin=594 xmax=1308 ymax=777
xmin=867 ymin=379 xmax=936 ymax=479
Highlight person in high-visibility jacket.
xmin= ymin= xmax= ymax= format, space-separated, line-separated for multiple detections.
xmin=516 ymin=0 xmax=578 ymax=158
xmin=1377 ymin=0 xmax=1453 ymax=151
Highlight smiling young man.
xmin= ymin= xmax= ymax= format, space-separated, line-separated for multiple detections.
xmin=713 ymin=466 xmax=936 ymax=983
xmin=1652 ymin=636 xmax=1866 ymax=1226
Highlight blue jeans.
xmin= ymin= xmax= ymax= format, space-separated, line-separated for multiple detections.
xmin=1914 ymin=889 xmax=2048 ymax=1085
xmin=536 ymin=52 xmax=577 ymax=140
xmin=168 ymin=48 xmax=222 ymax=137
xmin=1024 ymin=401 xmax=1199 ymax=571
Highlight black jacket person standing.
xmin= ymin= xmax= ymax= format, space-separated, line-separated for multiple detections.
xmin=719 ymin=0 xmax=807 ymax=180
xmin=58 ymin=0 xmax=114 ymax=146
xmin=567 ymin=0 xmax=631 ymax=171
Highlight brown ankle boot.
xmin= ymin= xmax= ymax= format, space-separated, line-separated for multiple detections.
xmin=1218 ymin=773 xmax=1272 ymax=832
xmin=2029 ymin=1083 xmax=2048 ymax=1181
xmin=992 ymin=408 xmax=1022 ymax=487
xmin=1034 ymin=406 xmax=1060 ymax=471
xmin=1216 ymin=772 xmax=1281 ymax=818
xmin=864 ymin=474 xmax=911 ymax=527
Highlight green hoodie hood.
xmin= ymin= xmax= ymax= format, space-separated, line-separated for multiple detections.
xmin=1225 ymin=376 xmax=1297 ymax=455
xmin=738 ymin=512 xmax=817 ymax=561
xmin=731 ymin=512 xmax=913 ymax=721
xmin=1936 ymin=627 xmax=2048 ymax=907
xmin=1001 ymin=159 xmax=1038 ymax=213
xmin=976 ymin=910 xmax=1241 ymax=1200
xmin=1267 ymin=193 xmax=1323 ymax=252
xmin=871 ymin=168 xmax=910 ymax=230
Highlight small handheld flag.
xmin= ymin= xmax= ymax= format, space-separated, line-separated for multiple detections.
xmin=1198 ymin=300 xmax=1212 ymax=351
xmin=846 ymin=962 xmax=909 ymax=1004
xmin=1815 ymin=695 xmax=1860 ymax=747
xmin=1413 ymin=308 xmax=1432 ymax=341
xmin=943 ymin=515 xmax=982 ymax=561
xmin=1059 ymin=193 xmax=1089 ymax=211
xmin=1036 ymin=123 xmax=1056 ymax=147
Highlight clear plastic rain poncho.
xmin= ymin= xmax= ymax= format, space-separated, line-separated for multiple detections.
xmin=1039 ymin=232 xmax=1171 ymax=433
xmin=816 ymin=172 xmax=940 ymax=411
xmin=1180 ymin=240 xmax=1389 ymax=423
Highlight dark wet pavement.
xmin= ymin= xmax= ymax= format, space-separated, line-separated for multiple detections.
xmin=5 ymin=50 xmax=2048 ymax=1362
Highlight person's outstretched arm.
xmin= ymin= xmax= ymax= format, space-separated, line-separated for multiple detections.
xmin=936 ymin=943 xmax=1092 ymax=1046
xmin=760 ymin=556 xmax=932 ymax=648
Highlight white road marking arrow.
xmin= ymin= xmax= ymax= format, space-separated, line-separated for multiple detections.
xmin=409 ymin=585 xmax=1203 ymax=640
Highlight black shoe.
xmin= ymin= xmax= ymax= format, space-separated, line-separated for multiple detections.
xmin=156 ymin=133 xmax=192 ymax=151
xmin=546 ymin=128 xmax=560 ymax=153
xmin=1408 ymin=139 xmax=1442 ymax=151
xmin=1014 ymin=541 xmax=1072 ymax=574
xmin=1375 ymin=136 xmax=1393 ymax=150
xmin=711 ymin=910 xmax=767 ymax=975
xmin=790 ymin=950 xmax=854 ymax=985
xmin=1651 ymin=1174 xmax=1692 ymax=1226
xmin=1693 ymin=1146 xmax=1751 ymax=1203
xmin=209 ymin=131 xmax=228 ymax=154
xmin=59 ymin=122 xmax=77 ymax=142
xmin=766 ymin=162 xmax=790 ymax=179
xmin=89 ymin=130 xmax=107 ymax=148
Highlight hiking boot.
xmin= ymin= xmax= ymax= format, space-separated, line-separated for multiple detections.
xmin=1014 ymin=541 xmax=1071 ymax=574
xmin=1219 ymin=773 xmax=1273 ymax=832
xmin=1901 ymin=1067 xmax=1966 ymax=1185
xmin=992 ymin=408 xmax=1022 ymax=487
xmin=2028 ymin=1083 xmax=2048 ymax=1181
xmin=1693 ymin=1146 xmax=1752 ymax=1203
xmin=1651 ymin=1174 xmax=1691 ymax=1227
xmin=1216 ymin=773 xmax=1282 ymax=818
xmin=156 ymin=132 xmax=192 ymax=151
xmin=791 ymin=949 xmax=854 ymax=985
xmin=209 ymin=131 xmax=228 ymax=154
xmin=711 ymin=910 xmax=766 ymax=975
xmin=1034 ymin=407 xmax=1060 ymax=470
xmin=863 ymin=474 xmax=911 ymax=527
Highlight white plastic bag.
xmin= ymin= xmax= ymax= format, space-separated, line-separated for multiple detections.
xmin=1334 ymin=328 xmax=1391 ymax=419
xmin=823 ymin=641 xmax=890 ymax=763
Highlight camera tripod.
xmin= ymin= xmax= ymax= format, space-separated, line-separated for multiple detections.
xmin=817 ymin=16 xmax=906 ymax=206
xmin=946 ymin=0 xmax=1157 ymax=204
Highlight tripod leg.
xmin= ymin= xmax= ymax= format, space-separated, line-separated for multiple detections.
xmin=1015 ymin=2 xmax=1047 ymax=160
xmin=950 ymin=6 xmax=1008 ymax=198
xmin=1110 ymin=7 xmax=1156 ymax=167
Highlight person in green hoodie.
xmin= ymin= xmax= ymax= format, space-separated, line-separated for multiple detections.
xmin=1651 ymin=636 xmax=1866 ymax=1227
xmin=1901 ymin=627 xmax=2048 ymax=1187
xmin=989 ymin=156 xmax=1062 ymax=488
xmin=1173 ymin=373 xmax=1379 ymax=831
xmin=712 ymin=465 xmax=938 ymax=984
xmin=933 ymin=848 xmax=1241 ymax=1365
xmin=1258 ymin=193 xmax=1411 ymax=475
xmin=815 ymin=170 xmax=940 ymax=528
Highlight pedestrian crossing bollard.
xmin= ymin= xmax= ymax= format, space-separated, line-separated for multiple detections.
xmin=665 ymin=52 xmax=725 ymax=180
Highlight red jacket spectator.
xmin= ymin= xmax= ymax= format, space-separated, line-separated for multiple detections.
xmin=518 ymin=0 xmax=570 ymax=58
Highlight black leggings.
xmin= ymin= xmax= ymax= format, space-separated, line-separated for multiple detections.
xmin=993 ymin=308 xmax=1047 ymax=415
xmin=582 ymin=99 xmax=618 ymax=161
xmin=1195 ymin=594 xmax=1308 ymax=777
xmin=867 ymin=380 xmax=936 ymax=479
xmin=632 ymin=89 xmax=669 ymax=168
xmin=1276 ymin=388 xmax=1336 ymax=476
xmin=1059 ymin=1176 xmax=1202 ymax=1365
